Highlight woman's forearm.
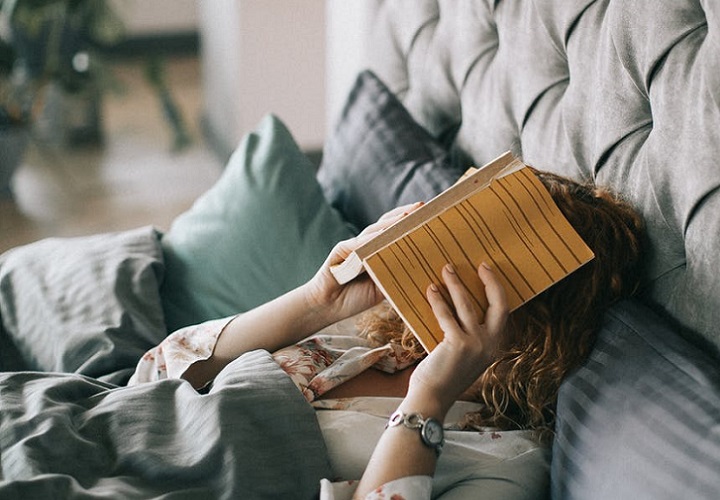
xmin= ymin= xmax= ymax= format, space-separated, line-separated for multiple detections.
xmin=181 ymin=283 xmax=335 ymax=388
xmin=353 ymin=391 xmax=447 ymax=498
xmin=355 ymin=264 xmax=507 ymax=497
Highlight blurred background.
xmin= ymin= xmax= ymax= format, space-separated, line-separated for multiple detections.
xmin=0 ymin=0 xmax=371 ymax=254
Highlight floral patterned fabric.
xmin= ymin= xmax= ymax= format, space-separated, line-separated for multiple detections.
xmin=273 ymin=334 xmax=417 ymax=402
xmin=320 ymin=476 xmax=432 ymax=500
xmin=129 ymin=317 xmax=549 ymax=499
xmin=128 ymin=315 xmax=417 ymax=399
xmin=128 ymin=316 xmax=235 ymax=387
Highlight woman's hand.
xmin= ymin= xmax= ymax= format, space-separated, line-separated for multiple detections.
xmin=405 ymin=262 xmax=509 ymax=417
xmin=353 ymin=264 xmax=508 ymax=498
xmin=302 ymin=202 xmax=424 ymax=325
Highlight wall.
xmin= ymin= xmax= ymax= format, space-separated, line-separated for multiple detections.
xmin=114 ymin=0 xmax=198 ymax=35
xmin=198 ymin=0 xmax=326 ymax=154
xmin=325 ymin=0 xmax=378 ymax=133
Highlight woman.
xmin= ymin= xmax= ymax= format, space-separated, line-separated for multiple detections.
xmin=130 ymin=169 xmax=644 ymax=499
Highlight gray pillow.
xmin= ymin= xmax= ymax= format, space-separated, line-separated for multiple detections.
xmin=0 ymin=226 xmax=167 ymax=384
xmin=552 ymin=299 xmax=720 ymax=499
xmin=317 ymin=70 xmax=466 ymax=231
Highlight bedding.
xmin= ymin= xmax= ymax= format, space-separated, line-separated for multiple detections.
xmin=0 ymin=116 xmax=350 ymax=497
xmin=0 ymin=350 xmax=332 ymax=498
xmin=160 ymin=114 xmax=354 ymax=332
xmin=0 ymin=226 xmax=166 ymax=384
xmin=552 ymin=299 xmax=720 ymax=499
xmin=0 ymin=225 xmax=332 ymax=498
xmin=317 ymin=70 xmax=465 ymax=231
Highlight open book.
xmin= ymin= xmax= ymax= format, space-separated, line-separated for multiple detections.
xmin=331 ymin=152 xmax=595 ymax=352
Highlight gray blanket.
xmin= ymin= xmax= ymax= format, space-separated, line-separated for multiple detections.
xmin=0 ymin=228 xmax=332 ymax=498
xmin=0 ymin=350 xmax=332 ymax=499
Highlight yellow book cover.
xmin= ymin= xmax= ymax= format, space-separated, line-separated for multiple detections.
xmin=331 ymin=152 xmax=595 ymax=352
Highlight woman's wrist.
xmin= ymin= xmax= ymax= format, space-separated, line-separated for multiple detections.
xmin=297 ymin=282 xmax=341 ymax=332
xmin=400 ymin=388 xmax=452 ymax=422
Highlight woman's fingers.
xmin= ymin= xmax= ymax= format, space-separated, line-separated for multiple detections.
xmin=360 ymin=202 xmax=424 ymax=236
xmin=326 ymin=202 xmax=424 ymax=268
xmin=377 ymin=202 xmax=424 ymax=222
xmin=477 ymin=262 xmax=509 ymax=336
xmin=440 ymin=264 xmax=484 ymax=334
xmin=426 ymin=282 xmax=460 ymax=335
xmin=427 ymin=262 xmax=509 ymax=342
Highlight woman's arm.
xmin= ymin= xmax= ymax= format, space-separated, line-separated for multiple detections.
xmin=182 ymin=203 xmax=423 ymax=389
xmin=353 ymin=262 xmax=509 ymax=498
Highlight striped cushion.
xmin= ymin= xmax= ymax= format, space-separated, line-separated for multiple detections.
xmin=317 ymin=70 xmax=465 ymax=231
xmin=552 ymin=299 xmax=720 ymax=499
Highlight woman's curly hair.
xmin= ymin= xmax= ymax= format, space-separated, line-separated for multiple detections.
xmin=358 ymin=168 xmax=645 ymax=441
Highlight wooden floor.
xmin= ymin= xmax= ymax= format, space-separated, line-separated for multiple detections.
xmin=0 ymin=56 xmax=223 ymax=255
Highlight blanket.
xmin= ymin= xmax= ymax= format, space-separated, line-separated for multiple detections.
xmin=0 ymin=228 xmax=332 ymax=498
xmin=0 ymin=350 xmax=332 ymax=499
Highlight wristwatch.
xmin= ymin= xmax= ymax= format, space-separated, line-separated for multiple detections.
xmin=387 ymin=410 xmax=445 ymax=457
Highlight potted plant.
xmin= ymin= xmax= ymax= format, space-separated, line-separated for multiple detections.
xmin=0 ymin=0 xmax=190 ymax=197
xmin=1 ymin=0 xmax=125 ymax=144
xmin=0 ymin=0 xmax=125 ymax=196
xmin=0 ymin=24 xmax=28 ymax=198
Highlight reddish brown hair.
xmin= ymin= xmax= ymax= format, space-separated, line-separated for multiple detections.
xmin=359 ymin=168 xmax=645 ymax=440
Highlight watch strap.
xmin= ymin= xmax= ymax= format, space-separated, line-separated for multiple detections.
xmin=387 ymin=410 xmax=444 ymax=456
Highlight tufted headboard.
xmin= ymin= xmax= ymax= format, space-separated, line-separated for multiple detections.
xmin=362 ymin=0 xmax=720 ymax=352
xmin=350 ymin=1 xmax=720 ymax=498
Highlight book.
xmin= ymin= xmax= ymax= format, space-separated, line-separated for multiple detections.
xmin=331 ymin=152 xmax=595 ymax=352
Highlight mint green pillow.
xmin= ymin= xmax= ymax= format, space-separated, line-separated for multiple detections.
xmin=160 ymin=114 xmax=355 ymax=332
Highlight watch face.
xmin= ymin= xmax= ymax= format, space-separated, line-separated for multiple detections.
xmin=422 ymin=419 xmax=444 ymax=446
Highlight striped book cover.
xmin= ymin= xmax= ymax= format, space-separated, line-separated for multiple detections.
xmin=332 ymin=152 xmax=595 ymax=352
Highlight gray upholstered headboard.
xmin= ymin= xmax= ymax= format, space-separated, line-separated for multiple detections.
xmin=355 ymin=1 xmax=720 ymax=498
xmin=363 ymin=0 xmax=720 ymax=352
